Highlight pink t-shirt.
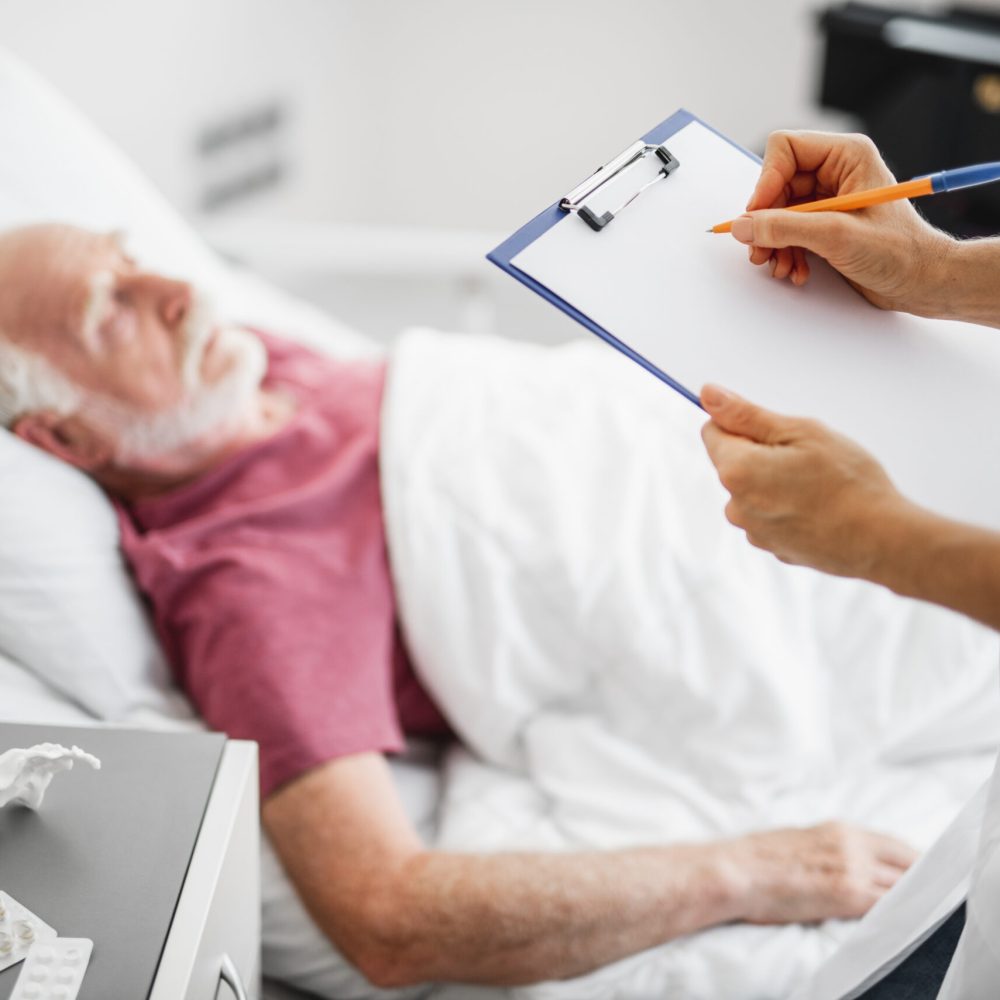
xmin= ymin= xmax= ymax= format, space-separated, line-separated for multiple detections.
xmin=118 ymin=333 xmax=450 ymax=798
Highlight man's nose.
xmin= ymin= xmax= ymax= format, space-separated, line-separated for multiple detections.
xmin=158 ymin=278 xmax=192 ymax=329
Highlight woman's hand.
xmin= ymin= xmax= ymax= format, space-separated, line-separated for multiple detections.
xmin=699 ymin=384 xmax=909 ymax=579
xmin=734 ymin=130 xmax=953 ymax=318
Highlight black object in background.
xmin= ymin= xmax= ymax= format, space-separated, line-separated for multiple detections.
xmin=819 ymin=3 xmax=1000 ymax=237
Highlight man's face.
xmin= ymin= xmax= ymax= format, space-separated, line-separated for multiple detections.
xmin=0 ymin=224 xmax=237 ymax=410
xmin=0 ymin=224 xmax=266 ymax=466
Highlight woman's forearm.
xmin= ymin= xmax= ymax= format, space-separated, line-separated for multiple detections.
xmin=871 ymin=499 xmax=1000 ymax=631
xmin=930 ymin=237 xmax=1000 ymax=330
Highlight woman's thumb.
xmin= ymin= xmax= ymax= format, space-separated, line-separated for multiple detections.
xmin=701 ymin=385 xmax=789 ymax=444
xmin=732 ymin=209 xmax=845 ymax=260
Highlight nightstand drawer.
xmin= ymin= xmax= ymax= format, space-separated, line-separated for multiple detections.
xmin=151 ymin=741 xmax=260 ymax=1000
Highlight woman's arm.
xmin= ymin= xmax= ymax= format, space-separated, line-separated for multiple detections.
xmin=699 ymin=129 xmax=1000 ymax=625
xmin=700 ymin=386 xmax=1000 ymax=631
xmin=730 ymin=129 xmax=1000 ymax=331
xmin=936 ymin=237 xmax=1000 ymax=330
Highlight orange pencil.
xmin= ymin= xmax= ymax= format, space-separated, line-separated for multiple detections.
xmin=708 ymin=163 xmax=1000 ymax=234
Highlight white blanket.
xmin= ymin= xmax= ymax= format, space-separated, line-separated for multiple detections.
xmin=381 ymin=329 xmax=1000 ymax=1000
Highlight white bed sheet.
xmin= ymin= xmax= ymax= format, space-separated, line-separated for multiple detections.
xmin=6 ymin=316 xmax=998 ymax=999
xmin=3 ymin=39 xmax=998 ymax=1000
xmin=381 ymin=327 xmax=1000 ymax=1000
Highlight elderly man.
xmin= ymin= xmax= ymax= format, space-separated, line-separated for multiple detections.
xmin=0 ymin=223 xmax=920 ymax=991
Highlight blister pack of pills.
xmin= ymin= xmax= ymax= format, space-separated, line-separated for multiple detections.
xmin=0 ymin=891 xmax=57 ymax=974
xmin=10 ymin=938 xmax=93 ymax=1000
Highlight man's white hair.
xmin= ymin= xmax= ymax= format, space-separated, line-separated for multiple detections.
xmin=0 ymin=286 xmax=267 ymax=464
xmin=0 ymin=333 xmax=82 ymax=428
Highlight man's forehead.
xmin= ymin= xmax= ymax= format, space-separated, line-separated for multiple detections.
xmin=103 ymin=229 xmax=131 ymax=257
xmin=0 ymin=226 xmax=125 ymax=341
xmin=0 ymin=226 xmax=113 ymax=282
xmin=52 ymin=227 xmax=124 ymax=266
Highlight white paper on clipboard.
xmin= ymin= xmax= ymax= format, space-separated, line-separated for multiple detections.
xmin=510 ymin=120 xmax=1000 ymax=532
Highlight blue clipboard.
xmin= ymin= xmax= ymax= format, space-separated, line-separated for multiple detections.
xmin=486 ymin=109 xmax=761 ymax=410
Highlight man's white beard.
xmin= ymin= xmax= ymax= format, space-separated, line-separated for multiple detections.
xmin=89 ymin=293 xmax=268 ymax=465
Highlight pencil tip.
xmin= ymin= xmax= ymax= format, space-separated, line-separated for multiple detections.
xmin=705 ymin=228 xmax=713 ymax=233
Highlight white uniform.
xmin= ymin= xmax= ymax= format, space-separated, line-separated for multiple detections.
xmin=794 ymin=746 xmax=1000 ymax=999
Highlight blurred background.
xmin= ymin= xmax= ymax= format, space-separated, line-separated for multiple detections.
xmin=1 ymin=0 xmax=999 ymax=344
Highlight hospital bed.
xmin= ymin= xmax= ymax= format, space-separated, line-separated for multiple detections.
xmin=3 ymin=41 xmax=1000 ymax=1000
xmin=0 ymin=44 xmax=462 ymax=1000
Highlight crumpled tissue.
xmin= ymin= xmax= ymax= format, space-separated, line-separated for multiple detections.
xmin=0 ymin=743 xmax=101 ymax=810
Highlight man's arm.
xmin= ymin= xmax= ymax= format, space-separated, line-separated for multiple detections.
xmin=700 ymin=387 xmax=1000 ymax=632
xmin=263 ymin=751 xmax=915 ymax=989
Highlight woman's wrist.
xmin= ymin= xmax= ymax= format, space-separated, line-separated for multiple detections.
xmin=925 ymin=235 xmax=1000 ymax=328
xmin=861 ymin=496 xmax=935 ymax=597
xmin=904 ymin=228 xmax=961 ymax=321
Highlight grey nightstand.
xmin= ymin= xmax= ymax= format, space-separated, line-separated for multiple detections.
xmin=0 ymin=723 xmax=259 ymax=1000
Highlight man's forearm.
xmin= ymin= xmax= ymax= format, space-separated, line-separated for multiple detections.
xmin=871 ymin=499 xmax=1000 ymax=630
xmin=266 ymin=755 xmax=910 ymax=990
xmin=263 ymin=757 xmax=738 ymax=988
xmin=348 ymin=843 xmax=734 ymax=987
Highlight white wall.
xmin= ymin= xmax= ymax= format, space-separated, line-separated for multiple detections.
xmin=0 ymin=0 xmax=978 ymax=341
xmin=0 ymin=0 xmax=877 ymax=231
xmin=330 ymin=0 xmax=848 ymax=230
xmin=0 ymin=0 xmax=363 ymax=217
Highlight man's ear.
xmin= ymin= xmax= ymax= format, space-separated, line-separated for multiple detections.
xmin=12 ymin=411 xmax=113 ymax=471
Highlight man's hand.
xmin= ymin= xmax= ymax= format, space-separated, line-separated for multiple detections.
xmin=263 ymin=752 xmax=915 ymax=989
xmin=732 ymin=130 xmax=953 ymax=318
xmin=719 ymin=822 xmax=918 ymax=925
xmin=700 ymin=384 xmax=907 ymax=578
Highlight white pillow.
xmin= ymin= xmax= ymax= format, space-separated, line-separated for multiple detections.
xmin=0 ymin=47 xmax=447 ymax=1000
xmin=0 ymin=45 xmax=376 ymax=721
xmin=0 ymin=432 xmax=192 ymax=721
xmin=0 ymin=649 xmax=97 ymax=726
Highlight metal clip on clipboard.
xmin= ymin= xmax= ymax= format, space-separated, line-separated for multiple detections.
xmin=560 ymin=142 xmax=679 ymax=231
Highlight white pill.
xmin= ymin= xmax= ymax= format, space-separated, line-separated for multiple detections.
xmin=13 ymin=919 xmax=34 ymax=941
xmin=11 ymin=936 xmax=92 ymax=1000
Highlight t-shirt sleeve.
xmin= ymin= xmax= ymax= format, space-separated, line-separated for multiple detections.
xmin=153 ymin=539 xmax=406 ymax=799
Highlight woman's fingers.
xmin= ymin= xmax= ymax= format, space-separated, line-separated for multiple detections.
xmin=791 ymin=246 xmax=810 ymax=285
xmin=746 ymin=163 xmax=790 ymax=212
xmin=749 ymin=186 xmax=788 ymax=268
xmin=772 ymin=247 xmax=795 ymax=280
